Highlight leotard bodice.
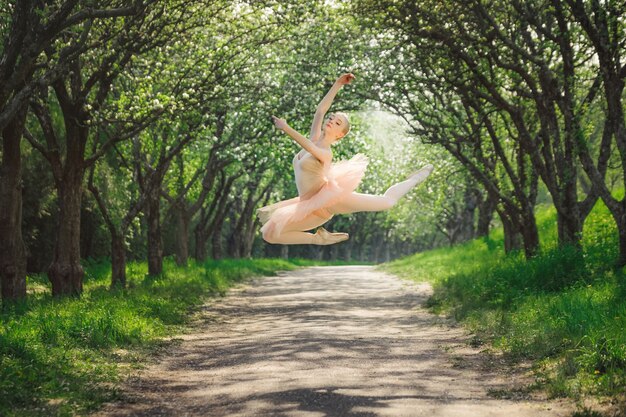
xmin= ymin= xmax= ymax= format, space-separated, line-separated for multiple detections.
xmin=293 ymin=150 xmax=329 ymax=199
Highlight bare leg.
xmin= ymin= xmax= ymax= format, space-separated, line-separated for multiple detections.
xmin=262 ymin=210 xmax=345 ymax=245
xmin=263 ymin=165 xmax=433 ymax=243
xmin=328 ymin=192 xmax=395 ymax=215
xmin=329 ymin=164 xmax=433 ymax=215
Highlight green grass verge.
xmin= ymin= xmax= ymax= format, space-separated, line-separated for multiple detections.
xmin=379 ymin=200 xmax=626 ymax=404
xmin=0 ymin=256 xmax=360 ymax=417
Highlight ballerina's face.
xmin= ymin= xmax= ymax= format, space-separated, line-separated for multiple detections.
xmin=324 ymin=113 xmax=350 ymax=141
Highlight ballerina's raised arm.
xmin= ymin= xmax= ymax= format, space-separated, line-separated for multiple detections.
xmin=271 ymin=73 xmax=354 ymax=164
xmin=309 ymin=73 xmax=355 ymax=142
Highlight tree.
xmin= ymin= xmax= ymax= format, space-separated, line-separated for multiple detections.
xmin=354 ymin=0 xmax=619 ymax=257
xmin=24 ymin=0 xmax=199 ymax=295
xmin=1 ymin=0 xmax=141 ymax=300
xmin=565 ymin=0 xmax=626 ymax=266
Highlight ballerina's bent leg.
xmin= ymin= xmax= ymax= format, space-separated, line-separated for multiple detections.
xmin=261 ymin=209 xmax=339 ymax=245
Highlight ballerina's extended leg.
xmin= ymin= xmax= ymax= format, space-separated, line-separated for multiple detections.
xmin=329 ymin=164 xmax=433 ymax=215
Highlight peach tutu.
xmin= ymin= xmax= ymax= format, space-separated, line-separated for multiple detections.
xmin=258 ymin=153 xmax=369 ymax=236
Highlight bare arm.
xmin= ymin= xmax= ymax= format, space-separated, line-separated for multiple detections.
xmin=309 ymin=73 xmax=355 ymax=141
xmin=272 ymin=116 xmax=331 ymax=164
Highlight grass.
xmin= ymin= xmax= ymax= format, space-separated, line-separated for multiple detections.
xmin=379 ymin=198 xmax=626 ymax=410
xmin=0 ymin=256 xmax=361 ymax=417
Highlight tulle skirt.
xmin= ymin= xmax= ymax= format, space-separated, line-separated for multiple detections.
xmin=258 ymin=153 xmax=369 ymax=237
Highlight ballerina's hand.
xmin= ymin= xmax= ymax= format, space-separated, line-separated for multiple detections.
xmin=271 ymin=115 xmax=288 ymax=130
xmin=337 ymin=73 xmax=355 ymax=85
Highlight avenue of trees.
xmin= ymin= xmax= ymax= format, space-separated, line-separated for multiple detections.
xmin=356 ymin=0 xmax=626 ymax=260
xmin=1 ymin=0 xmax=624 ymax=302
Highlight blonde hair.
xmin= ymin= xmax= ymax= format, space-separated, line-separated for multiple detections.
xmin=335 ymin=112 xmax=351 ymax=138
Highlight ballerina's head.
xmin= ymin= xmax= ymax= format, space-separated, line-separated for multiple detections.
xmin=324 ymin=112 xmax=351 ymax=144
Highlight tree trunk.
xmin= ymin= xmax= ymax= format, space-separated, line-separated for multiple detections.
xmin=234 ymin=190 xmax=258 ymax=259
xmin=242 ymin=239 xmax=253 ymax=259
xmin=88 ymin=162 xmax=150 ymax=290
xmin=242 ymin=219 xmax=256 ymax=259
xmin=212 ymin=215 xmax=225 ymax=260
xmin=110 ymin=234 xmax=126 ymax=288
xmin=228 ymin=234 xmax=241 ymax=258
xmin=555 ymin=186 xmax=582 ymax=247
xmin=146 ymin=189 xmax=163 ymax=275
xmin=343 ymin=239 xmax=353 ymax=261
xmin=48 ymin=173 xmax=85 ymax=296
xmin=604 ymin=77 xmax=626 ymax=266
xmin=194 ymin=228 xmax=208 ymax=262
xmin=476 ymin=193 xmax=497 ymax=238
xmin=280 ymin=245 xmax=289 ymax=260
xmin=174 ymin=205 xmax=189 ymax=266
xmin=461 ymin=187 xmax=478 ymax=241
xmin=0 ymin=111 xmax=27 ymax=301
xmin=330 ymin=244 xmax=339 ymax=261
xmin=498 ymin=210 xmax=523 ymax=254
xmin=44 ymin=97 xmax=92 ymax=296
xmin=228 ymin=187 xmax=259 ymax=259
xmin=373 ymin=235 xmax=382 ymax=263
xmin=520 ymin=207 xmax=540 ymax=259
xmin=384 ymin=240 xmax=391 ymax=262
xmin=618 ymin=213 xmax=626 ymax=267
xmin=359 ymin=244 xmax=367 ymax=262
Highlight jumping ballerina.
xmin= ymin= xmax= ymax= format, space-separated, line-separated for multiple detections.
xmin=258 ymin=73 xmax=433 ymax=245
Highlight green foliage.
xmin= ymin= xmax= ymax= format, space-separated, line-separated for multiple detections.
xmin=0 ymin=257 xmax=343 ymax=417
xmin=379 ymin=198 xmax=626 ymax=399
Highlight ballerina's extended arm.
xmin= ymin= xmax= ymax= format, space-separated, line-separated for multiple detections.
xmin=271 ymin=116 xmax=332 ymax=164
xmin=309 ymin=73 xmax=355 ymax=141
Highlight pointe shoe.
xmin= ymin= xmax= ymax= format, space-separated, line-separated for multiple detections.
xmin=315 ymin=227 xmax=349 ymax=245
xmin=407 ymin=164 xmax=434 ymax=185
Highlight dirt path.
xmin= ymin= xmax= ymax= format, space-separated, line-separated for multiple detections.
xmin=91 ymin=265 xmax=574 ymax=417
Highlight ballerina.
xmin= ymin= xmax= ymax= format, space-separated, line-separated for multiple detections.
xmin=258 ymin=73 xmax=433 ymax=245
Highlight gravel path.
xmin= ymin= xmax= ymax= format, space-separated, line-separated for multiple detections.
xmin=90 ymin=265 xmax=574 ymax=417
